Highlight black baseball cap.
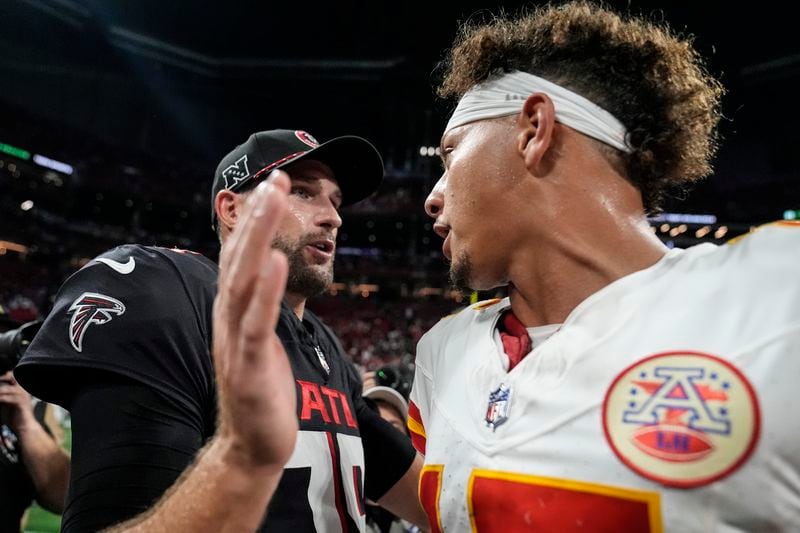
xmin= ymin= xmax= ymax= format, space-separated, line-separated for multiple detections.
xmin=211 ymin=129 xmax=384 ymax=228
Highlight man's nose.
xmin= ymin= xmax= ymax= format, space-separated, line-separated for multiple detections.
xmin=424 ymin=175 xmax=446 ymax=219
xmin=316 ymin=200 xmax=342 ymax=230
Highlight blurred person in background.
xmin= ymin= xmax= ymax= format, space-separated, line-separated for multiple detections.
xmin=363 ymin=385 xmax=408 ymax=438
xmin=362 ymin=383 xmax=420 ymax=533
xmin=0 ymin=307 xmax=69 ymax=532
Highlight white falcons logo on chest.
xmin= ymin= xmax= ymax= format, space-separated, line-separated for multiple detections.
xmin=68 ymin=292 xmax=126 ymax=352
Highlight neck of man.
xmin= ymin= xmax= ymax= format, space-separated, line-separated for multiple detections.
xmin=285 ymin=291 xmax=307 ymax=320
xmin=508 ymin=173 xmax=667 ymax=327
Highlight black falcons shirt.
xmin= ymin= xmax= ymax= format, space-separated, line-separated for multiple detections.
xmin=15 ymin=244 xmax=414 ymax=532
xmin=17 ymin=245 xmax=218 ymax=425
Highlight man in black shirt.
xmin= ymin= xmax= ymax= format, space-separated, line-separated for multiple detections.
xmin=1 ymin=311 xmax=69 ymax=532
xmin=16 ymin=130 xmax=425 ymax=531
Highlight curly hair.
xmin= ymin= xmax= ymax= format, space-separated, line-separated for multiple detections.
xmin=437 ymin=1 xmax=725 ymax=213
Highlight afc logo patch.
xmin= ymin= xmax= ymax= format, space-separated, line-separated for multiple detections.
xmin=602 ymin=351 xmax=760 ymax=488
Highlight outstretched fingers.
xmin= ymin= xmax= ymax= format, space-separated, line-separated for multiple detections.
xmin=213 ymin=173 xmax=297 ymax=469
xmin=239 ymin=249 xmax=289 ymax=364
xmin=219 ymin=172 xmax=290 ymax=321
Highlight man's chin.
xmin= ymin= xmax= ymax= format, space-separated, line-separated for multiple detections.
xmin=448 ymin=253 xmax=474 ymax=295
xmin=287 ymin=272 xmax=331 ymax=299
xmin=449 ymin=252 xmax=506 ymax=294
xmin=285 ymin=252 xmax=334 ymax=298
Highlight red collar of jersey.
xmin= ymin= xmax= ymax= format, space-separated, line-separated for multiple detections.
xmin=499 ymin=310 xmax=532 ymax=370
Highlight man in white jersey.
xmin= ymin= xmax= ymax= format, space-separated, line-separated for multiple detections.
xmin=408 ymin=2 xmax=800 ymax=531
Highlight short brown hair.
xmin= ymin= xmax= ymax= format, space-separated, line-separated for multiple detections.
xmin=438 ymin=1 xmax=724 ymax=212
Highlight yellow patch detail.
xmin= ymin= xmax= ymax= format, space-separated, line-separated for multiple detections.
xmin=472 ymin=298 xmax=502 ymax=311
xmin=407 ymin=416 xmax=426 ymax=438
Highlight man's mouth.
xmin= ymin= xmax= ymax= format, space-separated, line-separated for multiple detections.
xmin=308 ymin=240 xmax=334 ymax=253
xmin=304 ymin=238 xmax=335 ymax=260
xmin=433 ymin=222 xmax=450 ymax=240
xmin=433 ymin=222 xmax=452 ymax=260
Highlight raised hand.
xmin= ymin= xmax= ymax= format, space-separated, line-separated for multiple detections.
xmin=213 ymin=171 xmax=297 ymax=471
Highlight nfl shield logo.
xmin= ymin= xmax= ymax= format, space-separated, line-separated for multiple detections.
xmin=485 ymin=384 xmax=512 ymax=431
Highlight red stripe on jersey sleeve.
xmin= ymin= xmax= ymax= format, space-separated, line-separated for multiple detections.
xmin=407 ymin=400 xmax=427 ymax=455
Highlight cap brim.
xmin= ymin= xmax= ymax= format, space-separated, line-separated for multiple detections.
xmin=276 ymin=136 xmax=384 ymax=206
xmin=363 ymin=385 xmax=408 ymax=421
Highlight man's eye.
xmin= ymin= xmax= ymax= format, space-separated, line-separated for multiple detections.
xmin=291 ymin=187 xmax=312 ymax=198
xmin=441 ymin=146 xmax=454 ymax=169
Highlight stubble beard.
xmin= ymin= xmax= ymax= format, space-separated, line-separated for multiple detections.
xmin=273 ymin=236 xmax=334 ymax=299
xmin=448 ymin=250 xmax=474 ymax=296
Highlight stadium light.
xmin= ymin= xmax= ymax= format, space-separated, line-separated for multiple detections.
xmin=33 ymin=154 xmax=74 ymax=175
xmin=0 ymin=142 xmax=31 ymax=161
xmin=649 ymin=213 xmax=717 ymax=225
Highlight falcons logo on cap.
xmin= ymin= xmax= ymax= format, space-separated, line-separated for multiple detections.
xmin=68 ymin=292 xmax=126 ymax=352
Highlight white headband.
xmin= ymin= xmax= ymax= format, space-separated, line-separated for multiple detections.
xmin=444 ymin=71 xmax=631 ymax=153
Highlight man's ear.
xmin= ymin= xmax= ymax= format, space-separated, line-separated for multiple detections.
xmin=516 ymin=93 xmax=556 ymax=174
xmin=214 ymin=189 xmax=241 ymax=233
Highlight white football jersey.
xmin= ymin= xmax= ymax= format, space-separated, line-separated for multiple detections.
xmin=409 ymin=222 xmax=800 ymax=532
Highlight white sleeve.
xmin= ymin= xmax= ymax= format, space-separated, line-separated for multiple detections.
xmin=408 ymin=332 xmax=436 ymax=456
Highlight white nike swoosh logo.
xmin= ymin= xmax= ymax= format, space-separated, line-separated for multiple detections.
xmin=95 ymin=257 xmax=136 ymax=274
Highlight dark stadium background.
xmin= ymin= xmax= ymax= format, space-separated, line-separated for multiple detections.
xmin=1 ymin=2 xmax=798 ymax=528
